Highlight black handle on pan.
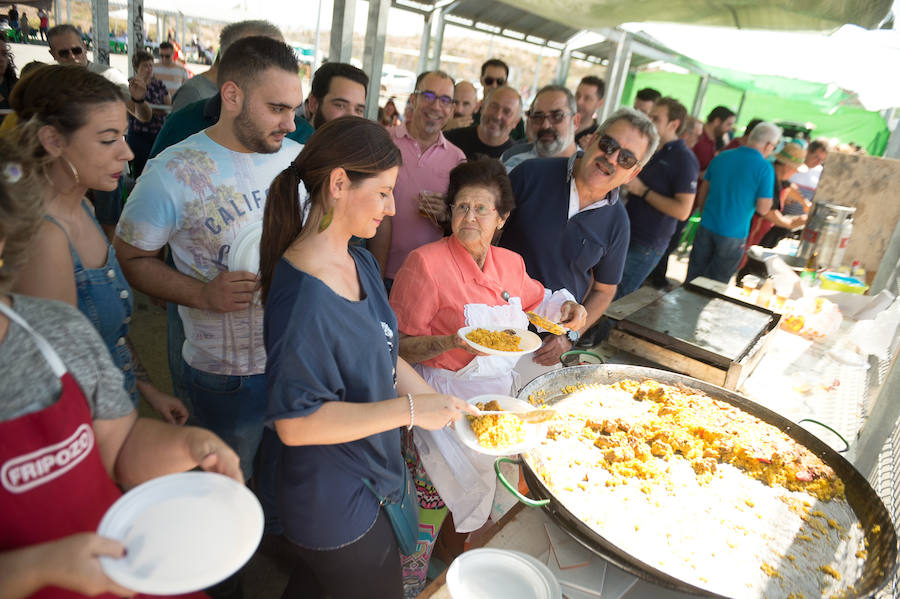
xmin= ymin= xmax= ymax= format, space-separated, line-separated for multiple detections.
xmin=494 ymin=457 xmax=550 ymax=508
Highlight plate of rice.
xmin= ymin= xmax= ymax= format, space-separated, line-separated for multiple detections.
xmin=458 ymin=326 xmax=542 ymax=356
xmin=455 ymin=394 xmax=548 ymax=456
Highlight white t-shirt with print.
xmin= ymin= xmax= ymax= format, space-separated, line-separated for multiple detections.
xmin=117 ymin=131 xmax=300 ymax=376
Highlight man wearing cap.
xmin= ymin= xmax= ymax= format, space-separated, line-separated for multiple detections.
xmin=686 ymin=122 xmax=780 ymax=284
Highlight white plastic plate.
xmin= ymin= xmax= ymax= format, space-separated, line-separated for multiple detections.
xmin=454 ymin=394 xmax=546 ymax=456
xmin=227 ymin=220 xmax=263 ymax=274
xmin=446 ymin=548 xmax=562 ymax=599
xmin=458 ymin=326 xmax=542 ymax=356
xmin=98 ymin=472 xmax=263 ymax=594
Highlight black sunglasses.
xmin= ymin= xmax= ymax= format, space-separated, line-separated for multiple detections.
xmin=417 ymin=90 xmax=456 ymax=108
xmin=527 ymin=110 xmax=571 ymax=125
xmin=160 ymin=53 xmax=173 ymax=58
xmin=56 ymin=46 xmax=84 ymax=58
xmin=596 ymin=134 xmax=639 ymax=169
xmin=483 ymin=76 xmax=505 ymax=86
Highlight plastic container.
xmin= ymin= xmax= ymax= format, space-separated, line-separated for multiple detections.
xmin=819 ymin=271 xmax=869 ymax=295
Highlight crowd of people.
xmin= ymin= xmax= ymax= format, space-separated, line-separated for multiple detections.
xmin=0 ymin=16 xmax=844 ymax=599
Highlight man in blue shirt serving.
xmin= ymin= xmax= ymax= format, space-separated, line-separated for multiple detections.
xmin=500 ymin=108 xmax=659 ymax=364
xmin=686 ymin=122 xmax=780 ymax=284
xmin=618 ymin=97 xmax=698 ymax=297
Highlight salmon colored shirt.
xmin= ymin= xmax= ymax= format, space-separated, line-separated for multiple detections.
xmin=390 ymin=236 xmax=545 ymax=372
xmin=385 ymin=124 xmax=465 ymax=279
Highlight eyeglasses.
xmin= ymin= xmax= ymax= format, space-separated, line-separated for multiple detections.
xmin=416 ymin=90 xmax=456 ymax=108
xmin=56 ymin=45 xmax=84 ymax=58
xmin=451 ymin=203 xmax=497 ymax=218
xmin=596 ymin=134 xmax=640 ymax=169
xmin=483 ymin=76 xmax=505 ymax=86
xmin=527 ymin=110 xmax=571 ymax=125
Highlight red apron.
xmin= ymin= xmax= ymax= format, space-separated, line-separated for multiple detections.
xmin=0 ymin=301 xmax=205 ymax=599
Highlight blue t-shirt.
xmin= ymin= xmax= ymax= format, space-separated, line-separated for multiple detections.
xmin=264 ymin=246 xmax=404 ymax=549
xmin=500 ymin=157 xmax=630 ymax=300
xmin=700 ymin=146 xmax=774 ymax=239
xmin=148 ymin=93 xmax=314 ymax=159
xmin=626 ymin=138 xmax=699 ymax=251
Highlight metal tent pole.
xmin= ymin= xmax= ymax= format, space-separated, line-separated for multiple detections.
xmin=692 ymin=74 xmax=710 ymax=119
xmin=329 ymin=0 xmax=355 ymax=64
xmin=415 ymin=11 xmax=432 ymax=76
xmin=127 ymin=0 xmax=144 ymax=76
xmin=91 ymin=0 xmax=110 ymax=66
xmin=362 ymin=0 xmax=389 ymax=120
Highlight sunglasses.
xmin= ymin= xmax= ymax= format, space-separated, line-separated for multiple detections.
xmin=527 ymin=110 xmax=571 ymax=125
xmin=483 ymin=76 xmax=505 ymax=86
xmin=596 ymin=134 xmax=639 ymax=169
xmin=417 ymin=90 xmax=456 ymax=108
xmin=56 ymin=45 xmax=84 ymax=58
xmin=160 ymin=53 xmax=173 ymax=58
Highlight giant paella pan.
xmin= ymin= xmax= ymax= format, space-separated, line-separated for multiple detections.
xmin=490 ymin=364 xmax=897 ymax=598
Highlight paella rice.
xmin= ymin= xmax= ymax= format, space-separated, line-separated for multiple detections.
xmin=465 ymin=328 xmax=521 ymax=351
xmin=467 ymin=400 xmax=525 ymax=449
xmin=524 ymin=379 xmax=867 ymax=598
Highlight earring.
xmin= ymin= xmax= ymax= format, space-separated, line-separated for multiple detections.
xmin=62 ymin=156 xmax=80 ymax=185
xmin=318 ymin=206 xmax=334 ymax=233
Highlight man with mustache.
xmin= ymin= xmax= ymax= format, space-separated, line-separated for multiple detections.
xmin=114 ymin=37 xmax=304 ymax=490
xmin=444 ymin=86 xmax=522 ymax=159
xmin=501 ymin=84 xmax=580 ymax=171
xmin=500 ymin=108 xmax=659 ymax=364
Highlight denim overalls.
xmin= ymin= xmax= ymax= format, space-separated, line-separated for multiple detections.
xmin=44 ymin=201 xmax=138 ymax=404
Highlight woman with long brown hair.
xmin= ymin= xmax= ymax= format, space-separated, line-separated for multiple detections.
xmin=260 ymin=116 xmax=475 ymax=598
xmin=11 ymin=65 xmax=187 ymax=424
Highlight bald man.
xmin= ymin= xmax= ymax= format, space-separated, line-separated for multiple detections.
xmin=444 ymin=86 xmax=522 ymax=159
xmin=444 ymin=80 xmax=477 ymax=131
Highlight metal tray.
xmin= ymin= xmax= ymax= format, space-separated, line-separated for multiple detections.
xmin=616 ymin=282 xmax=779 ymax=368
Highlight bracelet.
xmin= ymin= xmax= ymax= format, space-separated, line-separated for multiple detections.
xmin=406 ymin=393 xmax=415 ymax=430
xmin=641 ymin=187 xmax=651 ymax=200
xmin=130 ymin=96 xmax=146 ymax=103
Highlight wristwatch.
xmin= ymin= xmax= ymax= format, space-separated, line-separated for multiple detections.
xmin=566 ymin=329 xmax=580 ymax=344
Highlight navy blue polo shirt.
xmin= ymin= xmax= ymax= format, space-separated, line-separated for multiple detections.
xmin=500 ymin=156 xmax=630 ymax=301
xmin=264 ymin=246 xmax=403 ymax=549
xmin=626 ymin=138 xmax=700 ymax=251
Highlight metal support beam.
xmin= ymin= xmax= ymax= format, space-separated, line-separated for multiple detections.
xmin=530 ymin=46 xmax=543 ymax=100
xmin=416 ymin=11 xmax=432 ymax=76
xmin=600 ymin=29 xmax=628 ymax=122
xmin=91 ymin=0 xmax=111 ymax=66
xmin=555 ymin=46 xmax=571 ymax=86
xmin=883 ymin=110 xmax=900 ymax=160
xmin=734 ymin=90 xmax=747 ymax=123
xmin=66 ymin=0 xmax=70 ymax=23
xmin=127 ymin=0 xmax=144 ymax=77
xmin=329 ymin=0 xmax=355 ymax=64
xmin=691 ymin=74 xmax=710 ymax=119
xmin=53 ymin=0 xmax=60 ymax=26
xmin=430 ymin=5 xmax=449 ymax=70
xmin=179 ymin=12 xmax=185 ymax=47
xmin=362 ymin=0 xmax=390 ymax=121
xmin=312 ymin=0 xmax=324 ymax=70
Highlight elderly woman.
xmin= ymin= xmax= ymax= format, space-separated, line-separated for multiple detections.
xmin=127 ymin=49 xmax=171 ymax=177
xmin=389 ymin=156 xmax=587 ymax=596
xmin=0 ymin=137 xmax=239 ymax=599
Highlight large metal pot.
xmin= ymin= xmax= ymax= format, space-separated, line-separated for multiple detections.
xmin=495 ymin=364 xmax=898 ymax=597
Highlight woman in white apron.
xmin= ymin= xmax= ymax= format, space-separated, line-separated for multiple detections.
xmin=389 ymin=157 xmax=586 ymax=596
